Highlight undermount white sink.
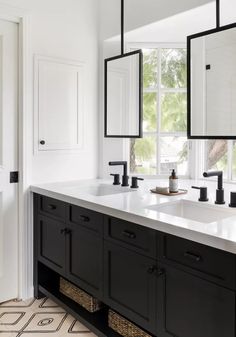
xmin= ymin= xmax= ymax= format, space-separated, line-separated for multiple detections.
xmin=146 ymin=199 xmax=235 ymax=224
xmin=77 ymin=184 xmax=134 ymax=197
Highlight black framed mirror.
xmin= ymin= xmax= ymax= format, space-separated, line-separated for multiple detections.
xmin=187 ymin=21 xmax=236 ymax=139
xmin=104 ymin=50 xmax=143 ymax=138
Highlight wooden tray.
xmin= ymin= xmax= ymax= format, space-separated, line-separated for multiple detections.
xmin=150 ymin=188 xmax=187 ymax=196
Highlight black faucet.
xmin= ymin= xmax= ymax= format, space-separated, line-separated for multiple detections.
xmin=203 ymin=170 xmax=225 ymax=204
xmin=109 ymin=161 xmax=129 ymax=187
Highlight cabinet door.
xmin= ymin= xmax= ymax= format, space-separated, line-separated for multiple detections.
xmin=37 ymin=215 xmax=66 ymax=275
xmin=157 ymin=264 xmax=235 ymax=337
xmin=104 ymin=241 xmax=157 ymax=335
xmin=35 ymin=56 xmax=84 ymax=152
xmin=66 ymin=223 xmax=103 ymax=298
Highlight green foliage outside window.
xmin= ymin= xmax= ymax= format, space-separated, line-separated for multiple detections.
xmin=161 ymin=93 xmax=187 ymax=132
xmin=130 ymin=47 xmax=231 ymax=178
xmin=130 ymin=48 xmax=188 ymax=175
xmin=143 ymin=49 xmax=158 ymax=89
xmin=161 ymin=49 xmax=187 ymax=88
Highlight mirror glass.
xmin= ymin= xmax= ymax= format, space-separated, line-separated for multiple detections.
xmin=105 ymin=50 xmax=143 ymax=138
xmin=188 ymin=24 xmax=236 ymax=138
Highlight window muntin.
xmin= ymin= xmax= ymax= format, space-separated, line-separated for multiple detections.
xmin=130 ymin=47 xmax=189 ymax=176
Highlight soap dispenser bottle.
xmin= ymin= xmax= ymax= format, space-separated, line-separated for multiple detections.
xmin=169 ymin=169 xmax=178 ymax=193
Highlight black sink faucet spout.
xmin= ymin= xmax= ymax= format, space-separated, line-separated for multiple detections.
xmin=109 ymin=161 xmax=129 ymax=187
xmin=203 ymin=170 xmax=225 ymax=204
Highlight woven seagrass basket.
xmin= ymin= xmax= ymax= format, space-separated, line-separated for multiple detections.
xmin=59 ymin=277 xmax=103 ymax=313
xmin=108 ymin=310 xmax=152 ymax=337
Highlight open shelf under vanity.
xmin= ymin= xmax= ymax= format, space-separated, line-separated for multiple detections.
xmin=37 ymin=262 xmax=123 ymax=337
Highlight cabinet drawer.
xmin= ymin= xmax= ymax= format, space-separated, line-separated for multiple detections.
xmin=105 ymin=216 xmax=156 ymax=258
xmin=39 ymin=195 xmax=66 ymax=220
xmin=159 ymin=234 xmax=236 ymax=289
xmin=68 ymin=205 xmax=103 ymax=235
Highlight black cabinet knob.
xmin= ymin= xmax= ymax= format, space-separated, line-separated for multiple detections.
xmin=147 ymin=266 xmax=156 ymax=274
xmin=192 ymin=186 xmax=208 ymax=202
xmin=157 ymin=268 xmax=165 ymax=277
xmin=60 ymin=228 xmax=71 ymax=235
xmin=40 ymin=140 xmax=45 ymax=145
xmin=48 ymin=204 xmax=57 ymax=210
xmin=130 ymin=177 xmax=144 ymax=189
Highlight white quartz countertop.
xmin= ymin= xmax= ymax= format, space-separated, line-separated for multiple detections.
xmin=31 ymin=178 xmax=236 ymax=254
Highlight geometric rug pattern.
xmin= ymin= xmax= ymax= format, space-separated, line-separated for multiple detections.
xmin=0 ymin=298 xmax=97 ymax=336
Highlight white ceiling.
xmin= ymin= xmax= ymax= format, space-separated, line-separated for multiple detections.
xmin=108 ymin=2 xmax=220 ymax=44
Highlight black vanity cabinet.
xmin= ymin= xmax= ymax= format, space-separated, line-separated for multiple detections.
xmin=34 ymin=193 xmax=236 ymax=337
xmin=156 ymin=233 xmax=236 ymax=337
xmin=34 ymin=194 xmax=103 ymax=299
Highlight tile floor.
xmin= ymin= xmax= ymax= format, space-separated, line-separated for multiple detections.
xmin=0 ymin=297 xmax=97 ymax=336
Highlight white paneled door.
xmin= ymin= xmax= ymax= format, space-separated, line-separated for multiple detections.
xmin=0 ymin=20 xmax=19 ymax=302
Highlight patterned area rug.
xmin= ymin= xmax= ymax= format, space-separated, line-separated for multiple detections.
xmin=0 ymin=297 xmax=97 ymax=336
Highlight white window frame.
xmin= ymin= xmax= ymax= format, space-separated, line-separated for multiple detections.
xmin=126 ymin=42 xmax=194 ymax=179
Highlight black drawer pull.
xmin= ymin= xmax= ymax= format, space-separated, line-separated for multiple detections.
xmin=122 ymin=230 xmax=136 ymax=239
xmin=184 ymin=251 xmax=201 ymax=262
xmin=48 ymin=204 xmax=57 ymax=210
xmin=80 ymin=215 xmax=90 ymax=222
xmin=147 ymin=267 xmax=165 ymax=276
xmin=60 ymin=228 xmax=71 ymax=235
xmin=147 ymin=266 xmax=156 ymax=274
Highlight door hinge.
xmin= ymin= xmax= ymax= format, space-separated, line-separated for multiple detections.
xmin=10 ymin=171 xmax=19 ymax=183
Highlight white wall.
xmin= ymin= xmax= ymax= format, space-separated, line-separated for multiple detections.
xmin=1 ymin=0 xmax=99 ymax=184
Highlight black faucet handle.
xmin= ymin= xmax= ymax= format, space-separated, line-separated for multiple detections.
xmin=131 ymin=177 xmax=144 ymax=189
xmin=192 ymin=186 xmax=208 ymax=202
xmin=229 ymin=192 xmax=236 ymax=208
xmin=110 ymin=174 xmax=120 ymax=185
xmin=203 ymin=170 xmax=225 ymax=204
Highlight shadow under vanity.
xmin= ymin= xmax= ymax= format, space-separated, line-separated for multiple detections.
xmin=33 ymin=193 xmax=236 ymax=337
